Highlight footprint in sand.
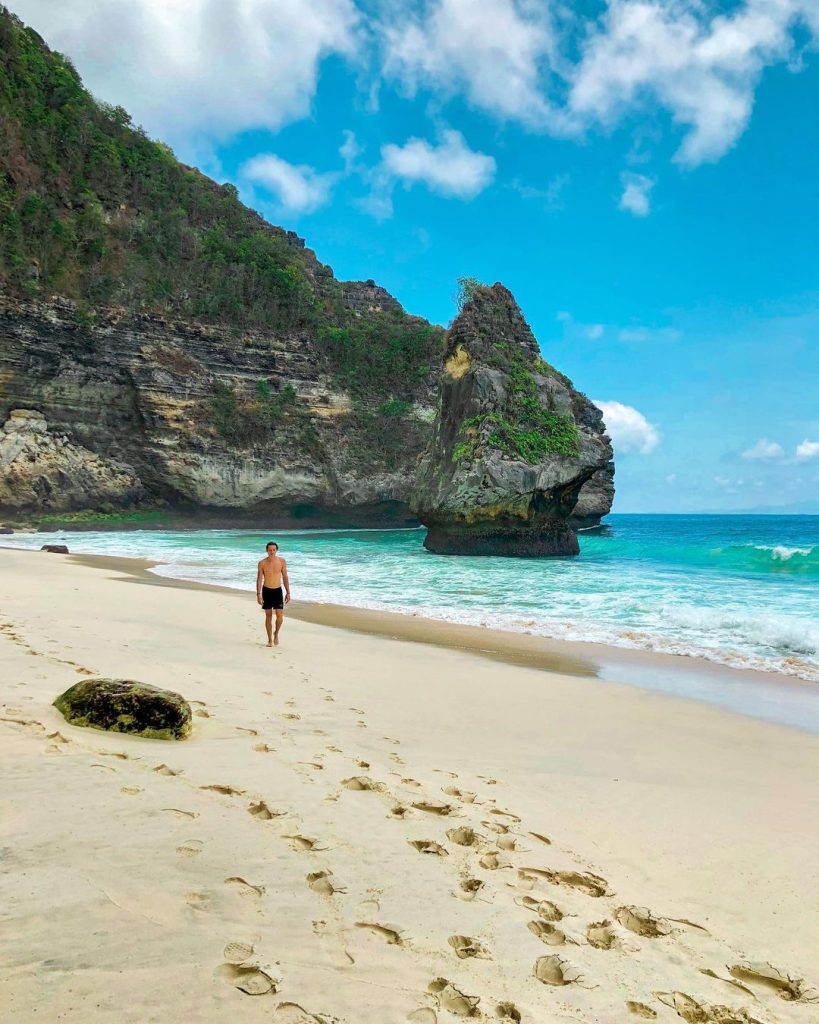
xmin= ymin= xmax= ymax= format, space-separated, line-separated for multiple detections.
xmin=286 ymin=835 xmax=326 ymax=853
xmin=236 ymin=727 xmax=259 ymax=736
xmin=626 ymin=1001 xmax=657 ymax=1019
xmin=153 ymin=763 xmax=182 ymax=777
xmin=615 ymin=906 xmax=672 ymax=937
xmin=496 ymin=835 xmax=522 ymax=852
xmin=454 ymin=878 xmax=485 ymax=902
xmin=254 ymin=743 xmax=276 ymax=753
xmin=163 ymin=807 xmax=199 ymax=819
xmin=306 ymin=870 xmax=345 ymax=896
xmin=406 ymin=1010 xmax=437 ymax=1024
xmin=275 ymin=1003 xmax=328 ymax=1023
xmin=412 ymin=800 xmax=455 ymax=817
xmin=586 ymin=920 xmax=619 ymax=949
xmin=446 ymin=826 xmax=481 ymax=847
xmin=89 ymin=763 xmax=117 ymax=772
xmin=410 ymin=840 xmax=448 ymax=857
xmin=194 ymin=709 xmax=211 ymax=718
xmin=225 ymin=876 xmax=265 ymax=899
xmin=355 ymin=922 xmax=404 ymax=946
xmin=656 ymin=992 xmax=764 ymax=1023
xmin=529 ymin=831 xmax=551 ymax=845
xmin=518 ymin=895 xmax=564 ymax=921
xmin=529 ymin=920 xmax=567 ymax=946
xmin=487 ymin=807 xmax=521 ymax=823
xmin=727 ymin=962 xmax=818 ymax=1003
xmin=442 ymin=786 xmax=477 ymax=804
xmin=478 ymin=849 xmax=511 ymax=871
xmin=219 ymin=941 xmax=278 ymax=996
xmin=176 ymin=839 xmax=204 ymax=857
xmin=448 ymin=935 xmax=490 ymax=960
xmin=388 ymin=804 xmax=413 ymax=819
xmin=47 ymin=731 xmax=70 ymax=745
xmin=185 ymin=891 xmax=211 ymax=911
xmin=533 ymin=954 xmax=584 ymax=987
xmin=0 ymin=715 xmax=45 ymax=733
xmin=120 ymin=786 xmax=143 ymax=796
xmin=200 ymin=784 xmax=245 ymax=797
xmin=428 ymin=978 xmax=480 ymax=1017
xmin=518 ymin=868 xmax=610 ymax=897
xmin=248 ymin=800 xmax=285 ymax=820
xmin=496 ymin=1002 xmax=522 ymax=1022
xmin=342 ymin=776 xmax=386 ymax=792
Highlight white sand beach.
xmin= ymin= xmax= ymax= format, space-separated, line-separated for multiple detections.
xmin=1 ymin=547 xmax=818 ymax=1024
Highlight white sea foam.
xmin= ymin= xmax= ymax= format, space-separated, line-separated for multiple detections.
xmin=5 ymin=522 xmax=819 ymax=685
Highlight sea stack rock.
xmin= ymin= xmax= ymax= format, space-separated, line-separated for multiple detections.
xmin=54 ymin=678 xmax=192 ymax=740
xmin=412 ymin=284 xmax=613 ymax=556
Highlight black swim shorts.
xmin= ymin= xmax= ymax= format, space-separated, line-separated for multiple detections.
xmin=262 ymin=585 xmax=284 ymax=610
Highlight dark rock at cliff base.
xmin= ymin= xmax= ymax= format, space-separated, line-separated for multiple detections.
xmin=54 ymin=678 xmax=192 ymax=740
xmin=41 ymin=543 xmax=69 ymax=553
xmin=0 ymin=526 xmax=13 ymax=534
xmin=412 ymin=284 xmax=613 ymax=557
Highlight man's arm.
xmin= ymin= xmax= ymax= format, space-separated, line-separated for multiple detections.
xmin=281 ymin=559 xmax=291 ymax=603
xmin=256 ymin=561 xmax=264 ymax=605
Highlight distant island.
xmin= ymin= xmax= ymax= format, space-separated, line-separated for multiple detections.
xmin=0 ymin=7 xmax=613 ymax=555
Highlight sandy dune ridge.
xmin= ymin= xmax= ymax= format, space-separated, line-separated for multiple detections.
xmin=1 ymin=549 xmax=817 ymax=1023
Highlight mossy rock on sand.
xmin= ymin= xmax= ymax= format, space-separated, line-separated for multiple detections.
xmin=54 ymin=679 xmax=192 ymax=740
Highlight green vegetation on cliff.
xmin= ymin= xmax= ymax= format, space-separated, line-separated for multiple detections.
xmin=451 ymin=284 xmax=580 ymax=465
xmin=0 ymin=6 xmax=442 ymax=404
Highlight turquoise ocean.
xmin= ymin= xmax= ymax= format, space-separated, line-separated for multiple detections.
xmin=9 ymin=514 xmax=819 ymax=684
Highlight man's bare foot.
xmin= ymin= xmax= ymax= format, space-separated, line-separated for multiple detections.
xmin=274 ymin=635 xmax=280 ymax=646
xmin=266 ymin=640 xmax=273 ymax=647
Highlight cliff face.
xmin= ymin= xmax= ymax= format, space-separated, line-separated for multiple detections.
xmin=0 ymin=6 xmax=613 ymax=534
xmin=0 ymin=295 xmax=437 ymax=517
xmin=412 ymin=285 xmax=613 ymax=555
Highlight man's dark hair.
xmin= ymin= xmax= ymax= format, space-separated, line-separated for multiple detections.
xmin=265 ymin=541 xmax=278 ymax=551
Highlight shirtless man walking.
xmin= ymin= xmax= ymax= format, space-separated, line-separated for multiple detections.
xmin=256 ymin=541 xmax=291 ymax=646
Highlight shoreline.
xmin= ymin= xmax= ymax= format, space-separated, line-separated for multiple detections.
xmin=66 ymin=549 xmax=819 ymax=734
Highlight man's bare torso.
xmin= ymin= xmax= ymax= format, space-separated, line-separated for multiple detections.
xmin=258 ymin=554 xmax=285 ymax=588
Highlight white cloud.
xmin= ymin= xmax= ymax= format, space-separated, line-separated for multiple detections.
xmin=510 ymin=173 xmax=570 ymax=209
xmin=381 ymin=1 xmax=819 ymax=169
xmin=380 ymin=130 xmax=496 ymax=198
xmin=242 ymin=155 xmax=336 ymax=213
xmin=619 ymin=172 xmax=654 ymax=216
xmin=568 ymin=0 xmax=817 ymax=165
xmin=559 ymin=311 xmax=680 ymax=344
xmin=742 ymin=438 xmax=785 ymax=459
xmin=339 ymin=130 xmax=363 ymax=171
xmin=382 ymin=0 xmax=561 ymax=128
xmin=11 ymin=0 xmax=360 ymax=153
xmin=796 ymin=439 xmax=819 ymax=460
xmin=593 ymin=400 xmax=660 ymax=454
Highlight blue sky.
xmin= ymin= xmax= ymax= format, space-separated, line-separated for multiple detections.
xmin=12 ymin=0 xmax=819 ymax=512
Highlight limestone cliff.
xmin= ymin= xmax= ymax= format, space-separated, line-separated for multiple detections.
xmin=412 ymin=285 xmax=613 ymax=556
xmin=0 ymin=295 xmax=437 ymax=519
